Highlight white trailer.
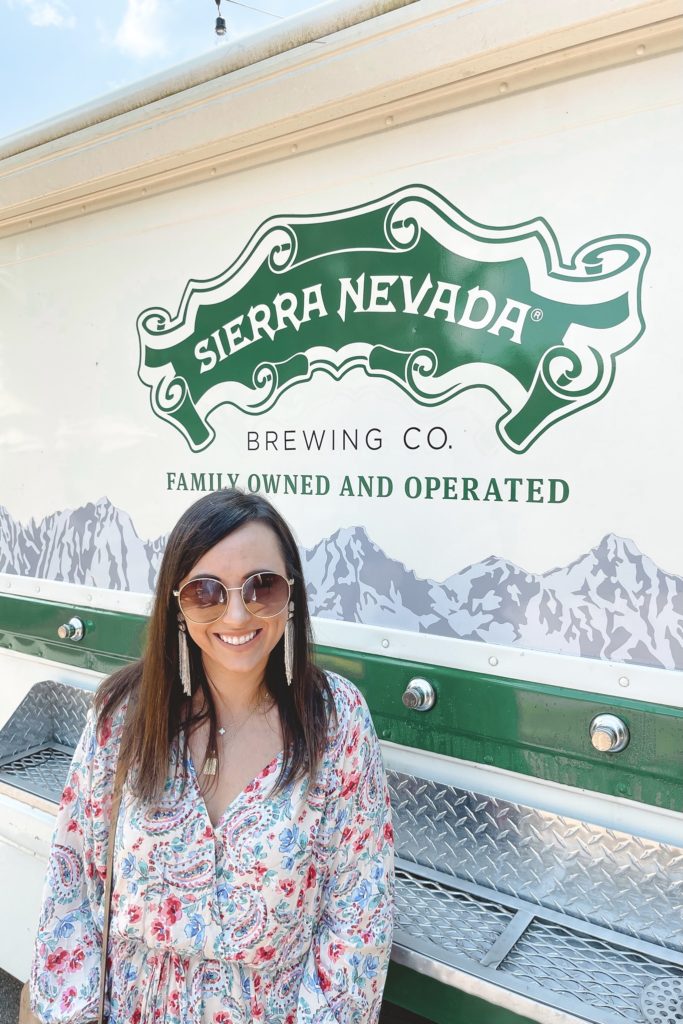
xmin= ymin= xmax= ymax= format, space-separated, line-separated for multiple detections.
xmin=1 ymin=1 xmax=682 ymax=1020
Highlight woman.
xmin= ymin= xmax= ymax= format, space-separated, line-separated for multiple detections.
xmin=30 ymin=489 xmax=394 ymax=1023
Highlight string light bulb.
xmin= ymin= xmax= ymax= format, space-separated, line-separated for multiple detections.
xmin=215 ymin=0 xmax=227 ymax=36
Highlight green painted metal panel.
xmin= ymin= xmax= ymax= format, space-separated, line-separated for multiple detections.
xmin=0 ymin=593 xmax=681 ymax=810
xmin=384 ymin=962 xmax=533 ymax=1024
xmin=0 ymin=593 xmax=147 ymax=675
xmin=318 ymin=649 xmax=683 ymax=812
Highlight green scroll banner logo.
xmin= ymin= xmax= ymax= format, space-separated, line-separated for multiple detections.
xmin=137 ymin=185 xmax=649 ymax=453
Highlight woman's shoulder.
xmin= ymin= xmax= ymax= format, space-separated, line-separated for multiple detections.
xmin=81 ymin=690 xmax=130 ymax=770
xmin=92 ymin=662 xmax=140 ymax=751
xmin=322 ymin=671 xmax=375 ymax=745
xmin=324 ymin=670 xmax=365 ymax=712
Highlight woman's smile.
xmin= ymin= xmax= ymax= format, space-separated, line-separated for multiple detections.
xmin=214 ymin=628 xmax=262 ymax=647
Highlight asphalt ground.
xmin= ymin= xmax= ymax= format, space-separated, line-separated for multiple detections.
xmin=0 ymin=969 xmax=426 ymax=1023
xmin=0 ymin=969 xmax=21 ymax=1024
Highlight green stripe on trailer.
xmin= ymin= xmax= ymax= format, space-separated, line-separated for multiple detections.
xmin=0 ymin=593 xmax=147 ymax=675
xmin=0 ymin=592 xmax=681 ymax=811
xmin=318 ymin=649 xmax=683 ymax=812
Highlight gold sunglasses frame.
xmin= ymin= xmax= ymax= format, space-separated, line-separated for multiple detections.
xmin=173 ymin=572 xmax=294 ymax=623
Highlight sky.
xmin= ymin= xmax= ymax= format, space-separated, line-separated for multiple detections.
xmin=0 ymin=0 xmax=321 ymax=141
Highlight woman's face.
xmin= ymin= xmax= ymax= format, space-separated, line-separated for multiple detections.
xmin=178 ymin=520 xmax=290 ymax=690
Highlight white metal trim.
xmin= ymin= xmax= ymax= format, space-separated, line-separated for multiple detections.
xmin=0 ymin=646 xmax=102 ymax=687
xmin=0 ymin=572 xmax=152 ymax=615
xmin=0 ymin=791 xmax=56 ymax=857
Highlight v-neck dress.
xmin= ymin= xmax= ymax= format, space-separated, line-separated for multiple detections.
xmin=30 ymin=673 xmax=394 ymax=1024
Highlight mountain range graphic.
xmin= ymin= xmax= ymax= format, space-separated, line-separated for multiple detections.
xmin=1 ymin=497 xmax=681 ymax=671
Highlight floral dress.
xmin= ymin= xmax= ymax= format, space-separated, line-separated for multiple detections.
xmin=30 ymin=673 xmax=394 ymax=1024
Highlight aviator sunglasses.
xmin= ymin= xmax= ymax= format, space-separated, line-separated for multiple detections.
xmin=173 ymin=572 xmax=294 ymax=623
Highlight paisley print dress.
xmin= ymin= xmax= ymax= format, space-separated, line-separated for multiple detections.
xmin=30 ymin=673 xmax=394 ymax=1024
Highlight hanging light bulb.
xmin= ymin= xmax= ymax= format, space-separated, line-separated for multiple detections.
xmin=215 ymin=0 xmax=227 ymax=36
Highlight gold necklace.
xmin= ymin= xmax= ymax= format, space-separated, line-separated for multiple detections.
xmin=203 ymin=694 xmax=271 ymax=776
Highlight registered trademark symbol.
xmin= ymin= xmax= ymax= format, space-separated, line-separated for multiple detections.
xmin=531 ymin=308 xmax=544 ymax=322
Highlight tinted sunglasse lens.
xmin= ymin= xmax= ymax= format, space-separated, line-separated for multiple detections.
xmin=242 ymin=572 xmax=290 ymax=618
xmin=178 ymin=573 xmax=291 ymax=622
xmin=179 ymin=579 xmax=227 ymax=622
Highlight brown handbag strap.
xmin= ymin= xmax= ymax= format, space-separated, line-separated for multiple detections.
xmin=96 ymin=752 xmax=126 ymax=1024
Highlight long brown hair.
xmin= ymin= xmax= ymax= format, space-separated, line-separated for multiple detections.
xmin=96 ymin=489 xmax=333 ymax=803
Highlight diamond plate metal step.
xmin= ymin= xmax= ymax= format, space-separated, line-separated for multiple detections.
xmin=389 ymin=768 xmax=683 ymax=1021
xmin=0 ymin=744 xmax=75 ymax=803
xmin=0 ymin=680 xmax=91 ymax=804
xmin=388 ymin=771 xmax=683 ymax=953
xmin=394 ymin=859 xmax=683 ymax=1024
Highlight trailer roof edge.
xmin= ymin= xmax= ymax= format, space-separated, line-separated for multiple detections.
xmin=0 ymin=0 xmax=418 ymax=160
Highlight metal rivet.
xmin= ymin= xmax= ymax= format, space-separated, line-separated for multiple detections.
xmin=381 ymin=639 xmax=389 ymax=649
xmin=618 ymin=676 xmax=629 ymax=688
xmin=385 ymin=116 xmax=394 ymax=126
xmin=291 ymin=144 xmax=298 ymax=152
xmin=499 ymin=82 xmax=509 ymax=93
xmin=489 ymin=656 xmax=498 ymax=667
xmin=211 ymin=167 xmax=217 ymax=174
xmin=636 ymin=44 xmax=646 ymax=56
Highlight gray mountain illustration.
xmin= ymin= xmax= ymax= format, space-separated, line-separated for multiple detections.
xmin=1 ymin=499 xmax=681 ymax=670
xmin=304 ymin=527 xmax=683 ymax=669
xmin=0 ymin=498 xmax=163 ymax=592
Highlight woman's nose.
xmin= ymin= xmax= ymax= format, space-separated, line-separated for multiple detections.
xmin=218 ymin=587 xmax=251 ymax=624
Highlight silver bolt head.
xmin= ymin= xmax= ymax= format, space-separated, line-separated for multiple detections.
xmin=590 ymin=713 xmax=629 ymax=753
xmin=402 ymin=678 xmax=436 ymax=712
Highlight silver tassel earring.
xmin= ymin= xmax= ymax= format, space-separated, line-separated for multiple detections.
xmin=284 ymin=601 xmax=294 ymax=687
xmin=178 ymin=617 xmax=192 ymax=697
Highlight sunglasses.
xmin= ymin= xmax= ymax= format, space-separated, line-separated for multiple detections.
xmin=173 ymin=572 xmax=293 ymax=623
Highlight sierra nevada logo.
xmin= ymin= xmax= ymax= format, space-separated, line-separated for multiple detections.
xmin=137 ymin=185 xmax=648 ymax=453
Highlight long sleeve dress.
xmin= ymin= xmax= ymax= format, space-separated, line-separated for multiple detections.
xmin=30 ymin=672 xmax=394 ymax=1024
